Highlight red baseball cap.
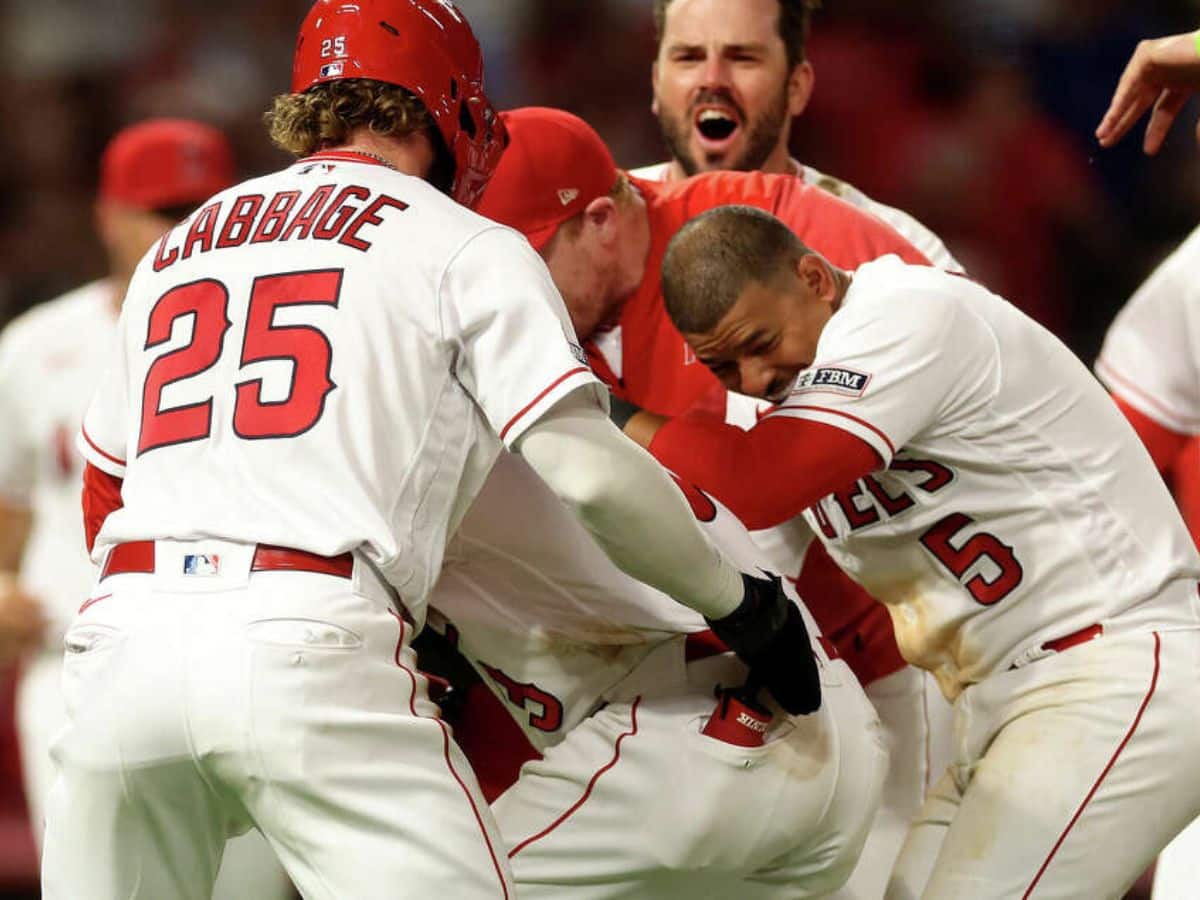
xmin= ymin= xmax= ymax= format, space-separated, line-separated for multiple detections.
xmin=99 ymin=119 xmax=236 ymax=211
xmin=476 ymin=107 xmax=619 ymax=251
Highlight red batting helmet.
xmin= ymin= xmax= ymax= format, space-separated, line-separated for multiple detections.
xmin=292 ymin=0 xmax=506 ymax=208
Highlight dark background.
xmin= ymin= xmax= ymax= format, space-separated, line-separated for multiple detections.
xmin=1 ymin=0 xmax=1198 ymax=364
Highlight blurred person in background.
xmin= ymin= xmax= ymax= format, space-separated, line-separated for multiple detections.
xmin=629 ymin=2 xmax=960 ymax=894
xmin=0 ymin=118 xmax=292 ymax=899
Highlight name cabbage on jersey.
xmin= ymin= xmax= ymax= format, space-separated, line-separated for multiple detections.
xmin=791 ymin=365 xmax=871 ymax=397
xmin=152 ymin=181 xmax=409 ymax=272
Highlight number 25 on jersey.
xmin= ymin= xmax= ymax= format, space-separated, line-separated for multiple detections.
xmin=138 ymin=269 xmax=342 ymax=455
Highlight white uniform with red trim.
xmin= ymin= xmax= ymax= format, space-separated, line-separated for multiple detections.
xmin=1096 ymin=224 xmax=1200 ymax=437
xmin=0 ymin=283 xmax=290 ymax=899
xmin=765 ymin=255 xmax=1200 ymax=899
xmin=48 ymin=152 xmax=603 ymax=900
xmin=1095 ymin=226 xmax=1200 ymax=900
xmin=431 ymin=450 xmax=887 ymax=899
xmin=633 ymin=158 xmax=958 ymax=900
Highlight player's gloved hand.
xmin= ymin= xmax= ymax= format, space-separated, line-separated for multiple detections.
xmin=705 ymin=573 xmax=821 ymax=715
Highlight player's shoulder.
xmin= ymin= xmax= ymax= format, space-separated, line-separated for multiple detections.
xmin=0 ymin=279 xmax=112 ymax=350
xmin=626 ymin=160 xmax=670 ymax=182
xmin=1155 ymin=223 xmax=1200 ymax=283
xmin=845 ymin=256 xmax=974 ymax=321
xmin=646 ymin=169 xmax=819 ymax=216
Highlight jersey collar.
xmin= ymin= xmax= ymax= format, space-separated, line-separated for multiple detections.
xmin=298 ymin=150 xmax=395 ymax=169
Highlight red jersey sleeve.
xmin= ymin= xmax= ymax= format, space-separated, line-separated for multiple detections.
xmin=82 ymin=462 xmax=123 ymax=554
xmin=1112 ymin=394 xmax=1189 ymax=474
xmin=647 ymin=412 xmax=881 ymax=530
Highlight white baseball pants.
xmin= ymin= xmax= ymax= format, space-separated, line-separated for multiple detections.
xmin=492 ymin=643 xmax=888 ymax=899
xmin=827 ymin=665 xmax=955 ymax=900
xmin=40 ymin=539 xmax=513 ymax=900
xmin=19 ymin=648 xmax=291 ymax=899
xmin=887 ymin=627 xmax=1200 ymax=900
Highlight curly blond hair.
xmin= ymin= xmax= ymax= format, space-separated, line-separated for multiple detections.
xmin=265 ymin=79 xmax=435 ymax=157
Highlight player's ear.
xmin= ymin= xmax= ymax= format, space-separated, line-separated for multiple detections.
xmin=651 ymin=61 xmax=661 ymax=116
xmin=583 ymin=196 xmax=619 ymax=244
xmin=787 ymin=61 xmax=815 ymax=118
xmin=795 ymin=253 xmax=834 ymax=302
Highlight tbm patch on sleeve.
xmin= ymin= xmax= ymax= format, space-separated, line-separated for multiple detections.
xmin=793 ymin=366 xmax=872 ymax=397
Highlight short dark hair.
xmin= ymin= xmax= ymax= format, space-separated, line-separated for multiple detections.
xmin=652 ymin=0 xmax=821 ymax=69
xmin=662 ymin=205 xmax=810 ymax=335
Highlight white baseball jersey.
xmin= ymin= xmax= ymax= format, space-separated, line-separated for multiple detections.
xmin=629 ymin=158 xmax=963 ymax=272
xmin=1096 ymin=223 xmax=1200 ymax=435
xmin=769 ymin=256 xmax=1200 ymax=698
xmin=77 ymin=152 xmax=602 ymax=621
xmin=432 ymin=449 xmax=833 ymax=751
xmin=0 ymin=281 xmax=117 ymax=645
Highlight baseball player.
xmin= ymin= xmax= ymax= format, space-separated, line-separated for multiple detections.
xmin=620 ymin=203 xmax=1200 ymax=899
xmin=632 ymin=0 xmax=961 ymax=268
xmin=638 ymin=4 xmax=965 ymax=887
xmin=46 ymin=2 xmax=818 ymax=898
xmin=476 ymin=105 xmax=946 ymax=896
xmin=0 ymin=119 xmax=291 ymax=898
xmin=1096 ymin=226 xmax=1200 ymax=899
xmin=433 ymin=449 xmax=888 ymax=898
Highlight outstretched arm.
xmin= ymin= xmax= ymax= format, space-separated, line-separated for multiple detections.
xmin=516 ymin=391 xmax=822 ymax=714
xmin=612 ymin=397 xmax=881 ymax=531
xmin=1096 ymin=31 xmax=1200 ymax=154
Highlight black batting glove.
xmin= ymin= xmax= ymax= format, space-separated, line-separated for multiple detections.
xmin=705 ymin=573 xmax=822 ymax=715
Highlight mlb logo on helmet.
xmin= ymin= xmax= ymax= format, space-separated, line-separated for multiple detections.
xmin=320 ymin=61 xmax=345 ymax=78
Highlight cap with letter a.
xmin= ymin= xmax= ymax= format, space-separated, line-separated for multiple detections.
xmin=99 ymin=118 xmax=236 ymax=212
xmin=476 ymin=107 xmax=620 ymax=250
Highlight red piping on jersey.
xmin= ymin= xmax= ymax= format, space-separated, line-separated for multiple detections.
xmin=300 ymin=150 xmax=392 ymax=168
xmin=768 ymin=404 xmax=896 ymax=457
xmin=1021 ymin=631 xmax=1161 ymax=899
xmin=388 ymin=611 xmax=511 ymax=898
xmin=78 ymin=593 xmax=112 ymax=614
xmin=499 ymin=366 xmax=590 ymax=442
xmin=80 ymin=425 xmax=126 ymax=467
xmin=1097 ymin=360 xmax=1189 ymax=434
xmin=508 ymin=696 xmax=642 ymax=859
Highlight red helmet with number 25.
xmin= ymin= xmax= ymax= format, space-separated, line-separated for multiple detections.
xmin=292 ymin=0 xmax=507 ymax=208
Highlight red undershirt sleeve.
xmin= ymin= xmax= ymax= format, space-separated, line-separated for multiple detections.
xmin=82 ymin=462 xmax=124 ymax=554
xmin=647 ymin=413 xmax=882 ymax=530
xmin=1113 ymin=394 xmax=1190 ymax=474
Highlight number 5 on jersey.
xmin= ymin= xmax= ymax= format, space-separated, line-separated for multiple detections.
xmin=138 ymin=269 xmax=342 ymax=455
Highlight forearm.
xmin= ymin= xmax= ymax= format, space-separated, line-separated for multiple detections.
xmin=515 ymin=394 xmax=743 ymax=619
xmin=647 ymin=414 xmax=881 ymax=529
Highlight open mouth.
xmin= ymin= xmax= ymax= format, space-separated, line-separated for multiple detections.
xmin=694 ymin=107 xmax=740 ymax=145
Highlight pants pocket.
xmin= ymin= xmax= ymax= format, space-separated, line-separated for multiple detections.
xmin=246 ymin=618 xmax=363 ymax=650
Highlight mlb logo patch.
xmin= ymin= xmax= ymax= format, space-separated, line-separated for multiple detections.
xmin=793 ymin=366 xmax=871 ymax=397
xmin=320 ymin=61 xmax=344 ymax=78
xmin=183 ymin=554 xmax=221 ymax=576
